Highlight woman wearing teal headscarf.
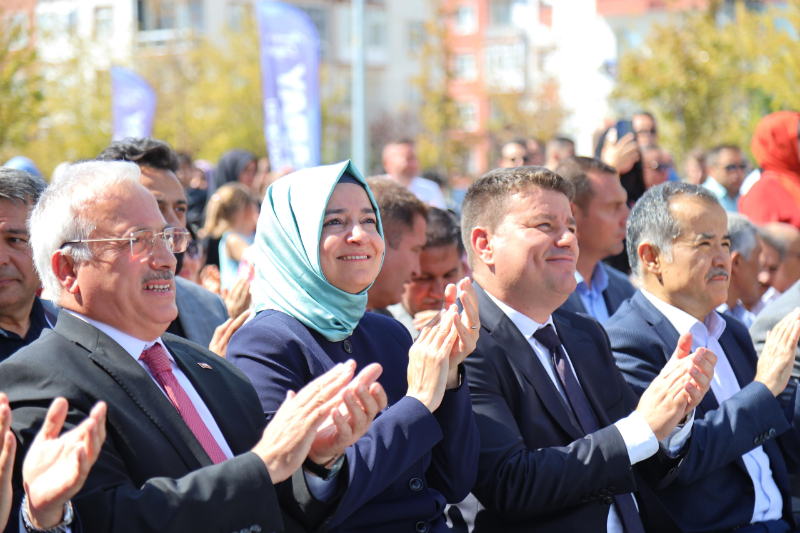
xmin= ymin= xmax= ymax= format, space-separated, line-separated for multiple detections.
xmin=227 ymin=160 xmax=481 ymax=533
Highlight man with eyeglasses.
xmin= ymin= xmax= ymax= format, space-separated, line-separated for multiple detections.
xmin=703 ymin=145 xmax=748 ymax=213
xmin=498 ymin=140 xmax=530 ymax=169
xmin=96 ymin=139 xmax=230 ymax=352
xmin=0 ymin=160 xmax=377 ymax=533
xmin=642 ymin=146 xmax=672 ymax=190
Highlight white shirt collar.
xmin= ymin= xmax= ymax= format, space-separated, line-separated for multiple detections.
xmin=66 ymin=310 xmax=169 ymax=363
xmin=484 ymin=289 xmax=555 ymax=337
xmin=640 ymin=288 xmax=726 ymax=346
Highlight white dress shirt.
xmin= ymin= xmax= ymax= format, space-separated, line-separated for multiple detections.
xmin=485 ymin=292 xmax=693 ymax=533
xmin=641 ymin=289 xmax=784 ymax=523
xmin=408 ymin=176 xmax=447 ymax=209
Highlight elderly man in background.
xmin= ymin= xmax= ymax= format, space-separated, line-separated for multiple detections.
xmin=0 ymin=169 xmax=53 ymax=362
xmin=606 ymin=182 xmax=800 ymax=533
xmin=752 ymin=223 xmax=800 ymax=315
xmin=388 ymin=207 xmax=466 ymax=338
xmin=381 ymin=140 xmax=447 ymax=209
xmin=365 ymin=178 xmax=428 ymax=316
xmin=556 ymin=157 xmax=635 ymax=323
xmin=717 ymin=214 xmax=762 ymax=328
xmin=0 ymin=161 xmax=381 ymax=533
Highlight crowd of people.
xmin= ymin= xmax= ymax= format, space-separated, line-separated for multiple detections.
xmin=0 ymin=109 xmax=799 ymax=533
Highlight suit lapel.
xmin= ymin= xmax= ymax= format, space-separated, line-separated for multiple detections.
xmin=555 ymin=313 xmax=615 ymax=428
xmin=54 ymin=311 xmax=211 ymax=470
xmin=476 ymin=284 xmax=584 ymax=441
xmin=167 ymin=340 xmax=262 ymax=456
xmin=719 ymin=329 xmax=756 ymax=388
xmin=563 ymin=291 xmax=587 ymax=314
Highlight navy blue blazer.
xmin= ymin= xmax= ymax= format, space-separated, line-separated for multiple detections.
xmin=559 ymin=263 xmax=636 ymax=317
xmin=227 ymin=310 xmax=480 ymax=533
xmin=448 ymin=283 xmax=683 ymax=533
xmin=606 ymin=290 xmax=800 ymax=532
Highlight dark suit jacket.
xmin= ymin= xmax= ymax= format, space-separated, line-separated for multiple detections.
xmin=559 ymin=263 xmax=636 ymax=317
xmin=750 ymin=279 xmax=800 ymax=405
xmin=227 ymin=309 xmax=480 ymax=533
xmin=175 ymin=276 xmax=228 ymax=348
xmin=449 ymin=283 xmax=683 ymax=533
xmin=0 ymin=310 xmax=340 ymax=533
xmin=606 ymin=290 xmax=800 ymax=532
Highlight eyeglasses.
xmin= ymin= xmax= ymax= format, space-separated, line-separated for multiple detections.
xmin=61 ymin=228 xmax=190 ymax=258
xmin=649 ymin=161 xmax=672 ymax=172
xmin=722 ymin=163 xmax=748 ymax=173
xmin=185 ymin=241 xmax=203 ymax=260
xmin=635 ymin=128 xmax=657 ymax=135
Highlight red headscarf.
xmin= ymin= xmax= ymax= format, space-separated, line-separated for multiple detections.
xmin=751 ymin=111 xmax=800 ymax=207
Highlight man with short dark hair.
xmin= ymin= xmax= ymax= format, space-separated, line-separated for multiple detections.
xmin=365 ymin=177 xmax=428 ymax=314
xmin=544 ymin=137 xmax=575 ymax=171
xmin=498 ymin=140 xmax=530 ymax=169
xmin=97 ymin=138 xmax=230 ymax=349
xmin=450 ymin=166 xmax=715 ymax=532
xmin=382 ymin=140 xmax=446 ymax=209
xmin=527 ymin=139 xmax=546 ymax=166
xmin=389 ymin=207 xmax=466 ymax=338
xmin=0 ymin=168 xmax=51 ymax=362
xmin=718 ymin=213 xmax=761 ymax=328
xmin=556 ymin=157 xmax=635 ymax=322
xmin=606 ymin=181 xmax=800 ymax=532
xmin=703 ymin=145 xmax=747 ymax=212
xmin=632 ymin=112 xmax=658 ymax=148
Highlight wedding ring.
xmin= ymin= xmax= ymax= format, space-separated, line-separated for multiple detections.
xmin=470 ymin=324 xmax=480 ymax=330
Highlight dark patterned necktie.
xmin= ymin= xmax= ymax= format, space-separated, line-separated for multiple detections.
xmin=533 ymin=324 xmax=645 ymax=533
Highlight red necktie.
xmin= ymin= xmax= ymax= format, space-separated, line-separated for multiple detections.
xmin=139 ymin=344 xmax=228 ymax=464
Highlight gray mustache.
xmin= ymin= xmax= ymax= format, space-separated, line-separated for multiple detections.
xmin=142 ymin=271 xmax=174 ymax=284
xmin=706 ymin=267 xmax=729 ymax=281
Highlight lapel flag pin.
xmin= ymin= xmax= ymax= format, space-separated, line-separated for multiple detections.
xmin=198 ymin=363 xmax=212 ymax=370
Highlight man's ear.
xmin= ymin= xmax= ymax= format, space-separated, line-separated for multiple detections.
xmin=638 ymin=242 xmax=662 ymax=278
xmin=730 ymin=250 xmax=742 ymax=274
xmin=472 ymin=226 xmax=494 ymax=267
xmin=52 ymin=251 xmax=80 ymax=295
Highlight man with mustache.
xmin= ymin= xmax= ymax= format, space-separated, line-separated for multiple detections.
xmin=606 ymin=182 xmax=800 ymax=533
xmin=449 ymin=167 xmax=717 ymax=532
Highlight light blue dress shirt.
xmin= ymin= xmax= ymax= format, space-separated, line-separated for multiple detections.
xmin=703 ymin=177 xmax=739 ymax=213
xmin=575 ymin=263 xmax=610 ymax=324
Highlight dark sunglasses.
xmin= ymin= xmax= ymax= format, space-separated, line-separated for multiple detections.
xmin=722 ymin=163 xmax=747 ymax=173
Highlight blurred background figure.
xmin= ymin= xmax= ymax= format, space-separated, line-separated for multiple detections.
xmin=389 ymin=207 xmax=466 ymax=338
xmin=631 ymin=111 xmax=658 ymax=148
xmin=215 ymin=149 xmax=257 ymax=191
xmin=200 ymin=183 xmax=258 ymax=293
xmin=381 ymin=140 xmax=447 ymax=209
xmin=751 ymin=222 xmax=800 ymax=315
xmin=718 ymin=213 xmax=762 ymax=328
xmin=740 ymin=111 xmax=800 ymax=230
xmin=49 ymin=162 xmax=72 ymax=184
xmin=641 ymin=146 xmax=672 ymax=190
xmin=176 ymin=151 xmax=209 ymax=229
xmin=544 ymin=137 xmax=575 ymax=170
xmin=177 ymin=225 xmax=204 ymax=285
xmin=703 ymin=144 xmax=747 ymax=212
xmin=497 ymin=139 xmax=529 ymax=169
xmin=2 ymin=157 xmax=42 ymax=179
xmin=685 ymin=148 xmax=707 ymax=185
xmin=526 ymin=139 xmax=546 ymax=166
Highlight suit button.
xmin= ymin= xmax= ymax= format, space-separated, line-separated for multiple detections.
xmin=602 ymin=496 xmax=614 ymax=506
xmin=591 ymin=491 xmax=598 ymax=499
xmin=343 ymin=339 xmax=353 ymax=353
xmin=608 ymin=486 xmax=616 ymax=494
xmin=599 ymin=489 xmax=607 ymax=497
xmin=250 ymin=527 xmax=261 ymax=533
xmin=769 ymin=428 xmax=777 ymax=437
xmin=754 ymin=437 xmax=762 ymax=445
xmin=415 ymin=521 xmax=430 ymax=533
xmin=239 ymin=529 xmax=249 ymax=533
xmin=409 ymin=478 xmax=423 ymax=491
xmin=582 ymin=494 xmax=590 ymax=502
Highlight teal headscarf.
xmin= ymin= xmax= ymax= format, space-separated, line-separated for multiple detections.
xmin=250 ymin=160 xmax=384 ymax=341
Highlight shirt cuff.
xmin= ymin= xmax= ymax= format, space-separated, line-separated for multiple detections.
xmin=304 ymin=470 xmax=339 ymax=502
xmin=614 ymin=410 xmax=659 ymax=465
xmin=659 ymin=409 xmax=695 ymax=457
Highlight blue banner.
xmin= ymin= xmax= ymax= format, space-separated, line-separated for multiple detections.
xmin=111 ymin=67 xmax=157 ymax=141
xmin=256 ymin=0 xmax=321 ymax=170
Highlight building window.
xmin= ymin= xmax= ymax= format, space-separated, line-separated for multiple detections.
xmin=485 ymin=42 xmax=525 ymax=92
xmin=454 ymin=5 xmax=476 ymax=34
xmin=458 ymin=102 xmax=478 ymax=132
xmin=490 ymin=0 xmax=512 ymax=26
xmin=407 ymin=20 xmax=425 ymax=53
xmin=454 ymin=54 xmax=477 ymax=81
xmin=37 ymin=9 xmax=77 ymax=41
xmin=95 ymin=7 xmax=114 ymax=39
xmin=299 ymin=6 xmax=328 ymax=57
xmin=156 ymin=0 xmax=176 ymax=29
xmin=366 ymin=9 xmax=387 ymax=48
xmin=189 ymin=0 xmax=204 ymax=31
xmin=228 ymin=3 xmax=251 ymax=31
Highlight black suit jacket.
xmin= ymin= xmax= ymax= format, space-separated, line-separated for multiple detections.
xmin=559 ymin=263 xmax=636 ymax=318
xmin=0 ymin=310 xmax=340 ymax=533
xmin=607 ymin=291 xmax=800 ymax=532
xmin=449 ymin=284 xmax=683 ymax=532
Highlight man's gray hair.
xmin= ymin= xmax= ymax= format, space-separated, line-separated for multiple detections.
xmin=0 ymin=167 xmax=46 ymax=205
xmin=29 ymin=161 xmax=141 ymax=299
xmin=727 ymin=213 xmax=759 ymax=260
xmin=627 ymin=182 xmax=720 ymax=276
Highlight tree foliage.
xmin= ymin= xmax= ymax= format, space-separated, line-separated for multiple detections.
xmin=614 ymin=0 xmax=800 ymax=164
xmin=487 ymin=79 xmax=569 ymax=150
